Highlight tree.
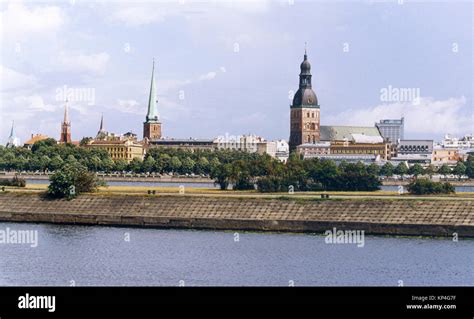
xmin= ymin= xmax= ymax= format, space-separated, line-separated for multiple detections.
xmin=31 ymin=138 xmax=57 ymax=153
xmin=438 ymin=164 xmax=452 ymax=178
xmin=210 ymin=163 xmax=233 ymax=190
xmin=101 ymin=157 xmax=115 ymax=173
xmin=406 ymin=178 xmax=455 ymax=195
xmin=169 ymin=156 xmax=182 ymax=173
xmin=367 ymin=163 xmax=380 ymax=176
xmin=47 ymin=164 xmax=103 ymax=199
xmin=50 ymin=155 xmax=64 ymax=171
xmin=452 ymin=162 xmax=466 ymax=180
xmin=142 ymin=156 xmax=156 ymax=173
xmin=114 ymin=159 xmax=128 ymax=172
xmin=424 ymin=164 xmax=436 ymax=179
xmin=181 ymin=157 xmax=196 ymax=174
xmin=394 ymin=162 xmax=408 ymax=176
xmin=379 ymin=162 xmax=394 ymax=177
xmin=465 ymin=157 xmax=474 ymax=179
xmin=408 ymin=163 xmax=424 ymax=178
xmin=129 ymin=158 xmax=143 ymax=173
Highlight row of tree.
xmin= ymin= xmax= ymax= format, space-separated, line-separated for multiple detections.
xmin=210 ymin=154 xmax=383 ymax=192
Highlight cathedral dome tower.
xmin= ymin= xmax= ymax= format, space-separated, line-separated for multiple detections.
xmin=289 ymin=48 xmax=320 ymax=151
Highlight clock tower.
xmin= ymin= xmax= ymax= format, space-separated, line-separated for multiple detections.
xmin=289 ymin=49 xmax=320 ymax=151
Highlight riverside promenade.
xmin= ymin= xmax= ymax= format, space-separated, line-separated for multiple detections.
xmin=0 ymin=192 xmax=473 ymax=237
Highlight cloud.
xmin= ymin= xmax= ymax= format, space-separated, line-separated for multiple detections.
xmin=0 ymin=2 xmax=64 ymax=40
xmin=114 ymin=99 xmax=142 ymax=114
xmin=324 ymin=97 xmax=472 ymax=136
xmin=198 ymin=71 xmax=217 ymax=81
xmin=0 ymin=65 xmax=38 ymax=91
xmin=57 ymin=52 xmax=110 ymax=75
xmin=107 ymin=1 xmax=270 ymax=27
xmin=13 ymin=95 xmax=57 ymax=113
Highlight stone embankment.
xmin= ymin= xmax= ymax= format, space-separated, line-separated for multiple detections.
xmin=0 ymin=193 xmax=473 ymax=237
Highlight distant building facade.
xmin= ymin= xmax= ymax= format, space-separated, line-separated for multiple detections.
xmin=296 ymin=142 xmax=330 ymax=158
xmin=149 ymin=138 xmax=215 ymax=151
xmin=24 ymin=134 xmax=49 ymax=149
xmin=289 ymin=50 xmax=320 ymax=151
xmin=86 ymin=116 xmax=144 ymax=162
xmin=432 ymin=147 xmax=463 ymax=165
xmin=391 ymin=140 xmax=434 ymax=164
xmin=375 ymin=118 xmax=404 ymax=144
xmin=320 ymin=125 xmax=390 ymax=161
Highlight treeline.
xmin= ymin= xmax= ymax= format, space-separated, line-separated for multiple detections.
xmin=0 ymin=139 xmax=267 ymax=175
xmin=210 ymin=153 xmax=382 ymax=192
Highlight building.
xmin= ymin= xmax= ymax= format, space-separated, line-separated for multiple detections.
xmin=391 ymin=140 xmax=433 ymax=164
xmin=213 ymin=134 xmax=287 ymax=160
xmin=87 ymin=139 xmax=144 ymax=163
xmin=24 ymin=134 xmax=49 ymax=149
xmin=143 ymin=59 xmax=162 ymax=140
xmin=214 ymin=134 xmax=265 ymax=153
xmin=289 ymin=49 xmax=320 ymax=151
xmin=296 ymin=142 xmax=330 ymax=158
xmin=375 ymin=118 xmax=404 ymax=144
xmin=432 ymin=146 xmax=463 ymax=165
xmin=5 ymin=121 xmax=20 ymax=148
xmin=437 ymin=134 xmax=474 ymax=149
xmin=59 ymin=99 xmax=72 ymax=144
xmin=275 ymin=140 xmax=290 ymax=162
xmin=319 ymin=125 xmax=390 ymax=160
xmin=86 ymin=117 xmax=145 ymax=162
xmin=149 ymin=138 xmax=215 ymax=151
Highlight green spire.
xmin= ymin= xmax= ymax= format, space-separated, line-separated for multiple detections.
xmin=146 ymin=59 xmax=159 ymax=123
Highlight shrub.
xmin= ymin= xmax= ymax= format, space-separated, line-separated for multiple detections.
xmin=0 ymin=175 xmax=26 ymax=187
xmin=406 ymin=178 xmax=455 ymax=195
xmin=47 ymin=164 xmax=104 ymax=199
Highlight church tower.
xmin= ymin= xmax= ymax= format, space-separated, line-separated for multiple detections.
xmin=289 ymin=48 xmax=320 ymax=151
xmin=59 ymin=99 xmax=72 ymax=143
xmin=143 ymin=59 xmax=162 ymax=140
xmin=6 ymin=121 xmax=20 ymax=148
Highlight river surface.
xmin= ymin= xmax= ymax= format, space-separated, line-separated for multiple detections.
xmin=0 ymin=222 xmax=472 ymax=286
xmin=26 ymin=179 xmax=474 ymax=192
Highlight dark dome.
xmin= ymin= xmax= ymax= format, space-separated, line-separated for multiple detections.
xmin=300 ymin=59 xmax=311 ymax=73
xmin=293 ymin=88 xmax=318 ymax=106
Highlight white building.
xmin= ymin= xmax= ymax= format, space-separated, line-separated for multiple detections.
xmin=213 ymin=134 xmax=288 ymax=161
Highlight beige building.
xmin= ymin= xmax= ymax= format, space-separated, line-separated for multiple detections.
xmin=432 ymin=147 xmax=463 ymax=165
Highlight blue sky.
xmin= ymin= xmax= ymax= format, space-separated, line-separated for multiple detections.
xmin=1 ymin=0 xmax=472 ymax=145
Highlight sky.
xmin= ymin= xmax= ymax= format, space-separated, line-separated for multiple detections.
xmin=0 ymin=0 xmax=473 ymax=145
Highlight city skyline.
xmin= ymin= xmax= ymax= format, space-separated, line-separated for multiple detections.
xmin=1 ymin=1 xmax=473 ymax=145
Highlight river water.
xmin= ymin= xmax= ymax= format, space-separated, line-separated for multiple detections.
xmin=26 ymin=179 xmax=474 ymax=192
xmin=0 ymin=222 xmax=472 ymax=286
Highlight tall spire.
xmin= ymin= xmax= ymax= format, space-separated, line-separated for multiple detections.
xmin=59 ymin=99 xmax=72 ymax=143
xmin=9 ymin=120 xmax=15 ymax=138
xmin=63 ymin=99 xmax=70 ymax=124
xmin=6 ymin=121 xmax=20 ymax=148
xmin=146 ymin=59 xmax=159 ymax=123
xmin=99 ymin=113 xmax=104 ymax=131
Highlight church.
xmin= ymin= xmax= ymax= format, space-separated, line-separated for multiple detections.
xmin=289 ymin=50 xmax=389 ymax=161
